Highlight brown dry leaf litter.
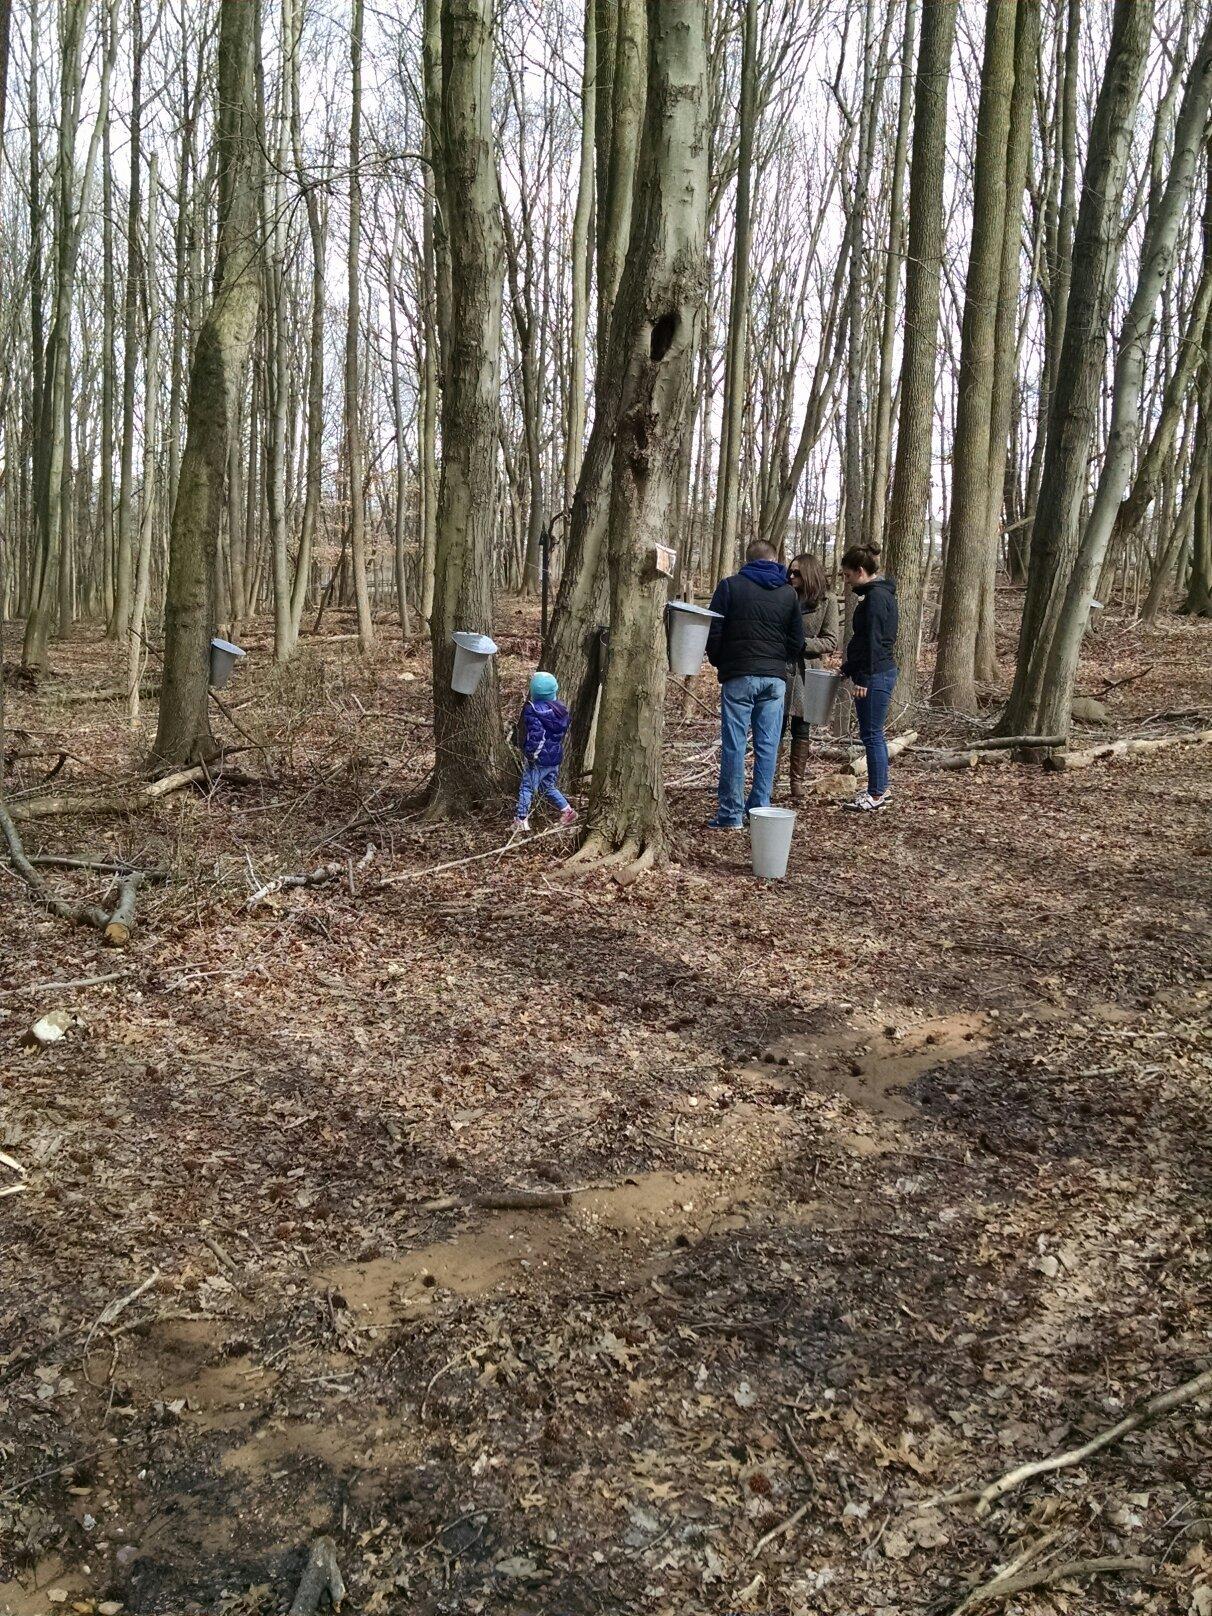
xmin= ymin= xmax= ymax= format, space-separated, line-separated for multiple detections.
xmin=1 ymin=603 xmax=1210 ymax=1616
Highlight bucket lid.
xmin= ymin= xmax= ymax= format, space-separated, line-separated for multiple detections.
xmin=748 ymin=807 xmax=796 ymax=821
xmin=210 ymin=637 xmax=246 ymax=658
xmin=452 ymin=631 xmax=498 ymax=656
xmin=667 ymin=601 xmax=723 ymax=621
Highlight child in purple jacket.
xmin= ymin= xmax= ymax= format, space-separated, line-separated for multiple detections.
xmin=513 ymin=671 xmax=578 ymax=833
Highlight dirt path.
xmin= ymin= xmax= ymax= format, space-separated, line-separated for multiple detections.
xmin=1 ymin=614 xmax=1210 ymax=1614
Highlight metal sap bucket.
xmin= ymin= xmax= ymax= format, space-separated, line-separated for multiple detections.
xmin=667 ymin=602 xmax=722 ymax=677
xmin=799 ymin=669 xmax=841 ymax=725
xmin=209 ymin=637 xmax=246 ymax=689
xmin=748 ymin=807 xmax=796 ymax=880
xmin=451 ymin=631 xmax=498 ymax=695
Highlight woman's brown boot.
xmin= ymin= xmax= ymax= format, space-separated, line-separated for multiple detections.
xmin=789 ymin=739 xmax=810 ymax=802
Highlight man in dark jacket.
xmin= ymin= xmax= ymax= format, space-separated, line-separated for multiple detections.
xmin=705 ymin=539 xmax=805 ymax=829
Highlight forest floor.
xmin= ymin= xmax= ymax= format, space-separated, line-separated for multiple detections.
xmin=1 ymin=601 xmax=1210 ymax=1616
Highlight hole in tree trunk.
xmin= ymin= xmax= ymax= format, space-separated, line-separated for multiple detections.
xmin=650 ymin=312 xmax=679 ymax=362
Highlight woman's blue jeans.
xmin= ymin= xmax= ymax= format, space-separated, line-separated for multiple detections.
xmin=855 ymin=669 xmax=897 ymax=796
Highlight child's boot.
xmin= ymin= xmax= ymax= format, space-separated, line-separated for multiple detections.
xmin=560 ymin=805 xmax=578 ymax=827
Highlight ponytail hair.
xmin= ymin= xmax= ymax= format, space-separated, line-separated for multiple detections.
xmin=840 ymin=543 xmax=881 ymax=577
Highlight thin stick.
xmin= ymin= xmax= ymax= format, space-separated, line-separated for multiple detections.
xmin=378 ymin=823 xmax=571 ymax=887
xmin=975 ymin=1364 xmax=1212 ymax=1515
xmin=949 ymin=1556 xmax=1153 ymax=1614
xmin=749 ymin=1501 xmax=810 ymax=1559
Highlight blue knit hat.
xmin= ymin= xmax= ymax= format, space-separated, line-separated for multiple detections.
xmin=530 ymin=670 xmax=559 ymax=701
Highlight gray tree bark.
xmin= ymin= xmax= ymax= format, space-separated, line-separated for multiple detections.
xmin=154 ymin=0 xmax=264 ymax=764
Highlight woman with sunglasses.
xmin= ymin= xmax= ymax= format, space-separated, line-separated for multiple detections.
xmin=784 ymin=553 xmax=840 ymax=801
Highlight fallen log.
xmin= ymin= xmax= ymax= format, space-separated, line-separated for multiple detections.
xmin=103 ymin=873 xmax=144 ymax=948
xmin=849 ymin=730 xmax=918 ymax=777
xmin=8 ymin=764 xmax=208 ymax=824
xmin=1046 ymin=728 xmax=1212 ymax=772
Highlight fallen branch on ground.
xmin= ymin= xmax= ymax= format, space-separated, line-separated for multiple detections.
xmin=8 ymin=763 xmax=208 ymax=823
xmin=289 ymin=1537 xmax=345 ymax=1615
xmin=949 ymin=1556 xmax=1154 ymax=1614
xmin=1047 ymin=728 xmax=1212 ymax=771
xmin=1 ymin=800 xmax=159 ymax=946
xmin=378 ymin=822 xmax=571 ymax=886
xmin=103 ymin=873 xmax=144 ymax=947
xmin=973 ymin=1363 xmax=1212 ymax=1515
xmin=247 ymin=846 xmax=376 ymax=911
xmin=849 ymin=730 xmax=918 ymax=777
xmin=472 ymin=1189 xmax=572 ymax=1211
xmin=1 ymin=797 xmax=111 ymax=931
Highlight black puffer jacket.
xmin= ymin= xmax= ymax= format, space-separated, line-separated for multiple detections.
xmin=841 ymin=577 xmax=899 ymax=681
xmin=706 ymin=561 xmax=805 ymax=683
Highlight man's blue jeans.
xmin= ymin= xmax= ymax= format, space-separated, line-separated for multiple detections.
xmin=854 ymin=668 xmax=897 ymax=796
xmin=717 ymin=676 xmax=786 ymax=825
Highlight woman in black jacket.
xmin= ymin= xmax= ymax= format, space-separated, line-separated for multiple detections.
xmin=784 ymin=554 xmax=840 ymax=801
xmin=838 ymin=544 xmax=899 ymax=811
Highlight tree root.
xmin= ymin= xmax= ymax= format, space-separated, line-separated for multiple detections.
xmin=971 ymin=1363 xmax=1212 ymax=1515
xmin=565 ymin=829 xmax=661 ymax=884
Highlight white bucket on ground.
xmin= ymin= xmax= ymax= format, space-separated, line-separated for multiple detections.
xmin=209 ymin=637 xmax=246 ymax=690
xmin=667 ymin=602 xmax=722 ymax=677
xmin=748 ymin=806 xmax=796 ymax=880
xmin=451 ymin=631 xmax=498 ymax=694
xmin=799 ymin=668 xmax=841 ymax=725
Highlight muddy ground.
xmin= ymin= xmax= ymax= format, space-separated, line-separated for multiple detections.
xmin=1 ymin=604 xmax=1210 ymax=1616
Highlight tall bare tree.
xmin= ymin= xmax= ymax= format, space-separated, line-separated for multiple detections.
xmin=426 ymin=0 xmax=508 ymax=811
xmin=154 ymin=0 xmax=264 ymax=764
xmin=573 ymin=0 xmax=709 ymax=876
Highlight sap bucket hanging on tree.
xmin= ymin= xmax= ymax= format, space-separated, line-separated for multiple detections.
xmin=798 ymin=669 xmax=842 ymax=726
xmin=209 ymin=637 xmax=246 ymax=690
xmin=666 ymin=602 xmax=722 ymax=677
xmin=748 ymin=807 xmax=796 ymax=880
xmin=450 ymin=631 xmax=498 ymax=695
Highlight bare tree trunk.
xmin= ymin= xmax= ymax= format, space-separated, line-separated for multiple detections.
xmin=128 ymin=157 xmax=160 ymax=720
xmin=883 ymin=0 xmax=959 ymax=703
xmin=564 ymin=0 xmax=596 ymax=521
xmin=712 ymin=0 xmax=758 ymax=581
xmin=426 ymin=0 xmax=508 ymax=811
xmin=869 ymin=0 xmax=918 ymax=555
xmin=1025 ymin=12 xmax=1212 ymax=682
xmin=933 ymin=0 xmax=1018 ymax=713
xmin=267 ymin=0 xmax=294 ymax=660
xmin=575 ymin=0 xmax=709 ymax=875
xmin=154 ymin=0 xmax=263 ymax=765
xmin=109 ymin=0 xmax=143 ymax=641
xmin=289 ymin=0 xmax=323 ymax=642
xmin=24 ymin=0 xmax=113 ymax=669
xmin=346 ymin=0 xmax=373 ymax=651
xmin=541 ymin=0 xmax=646 ymax=770
xmin=976 ymin=0 xmax=1041 ymax=686
xmin=1001 ymin=0 xmax=1155 ymax=737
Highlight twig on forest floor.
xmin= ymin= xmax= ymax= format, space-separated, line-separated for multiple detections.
xmin=378 ymin=823 xmax=571 ymax=886
xmin=2 ymin=971 xmax=129 ymax=996
xmin=948 ymin=1555 xmax=1155 ymax=1614
xmin=749 ymin=1500 xmax=810 ymax=1560
xmin=965 ymin=1363 xmax=1212 ymax=1515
